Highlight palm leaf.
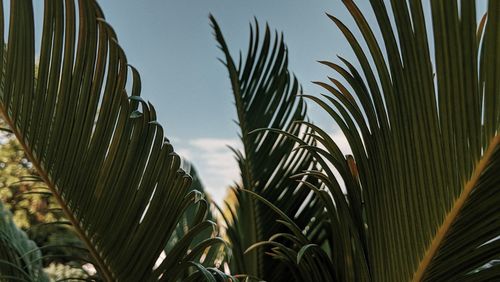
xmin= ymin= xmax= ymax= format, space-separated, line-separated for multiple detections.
xmin=210 ymin=16 xmax=323 ymax=280
xmin=165 ymin=164 xmax=215 ymax=255
xmin=242 ymin=189 xmax=337 ymax=282
xmin=232 ymin=0 xmax=499 ymax=281
xmin=163 ymin=163 xmax=230 ymax=274
xmin=298 ymin=0 xmax=499 ymax=281
xmin=239 ymin=126 xmax=369 ymax=281
xmin=0 ymin=1 xmax=231 ymax=281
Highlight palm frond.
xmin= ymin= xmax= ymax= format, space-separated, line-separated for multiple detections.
xmin=0 ymin=1 xmax=231 ymax=281
xmin=161 ymin=163 xmax=230 ymax=276
xmin=239 ymin=127 xmax=370 ymax=281
xmin=210 ymin=15 xmax=322 ymax=280
xmin=231 ymin=0 xmax=499 ymax=281
xmin=299 ymin=0 xmax=499 ymax=281
xmin=242 ymin=188 xmax=338 ymax=282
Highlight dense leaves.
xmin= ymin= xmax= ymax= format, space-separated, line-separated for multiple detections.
xmin=0 ymin=201 xmax=48 ymax=281
xmin=0 ymin=119 xmax=87 ymax=270
xmin=0 ymin=0 xmax=231 ymax=281
xmin=211 ymin=16 xmax=323 ymax=281
xmin=232 ymin=0 xmax=499 ymax=281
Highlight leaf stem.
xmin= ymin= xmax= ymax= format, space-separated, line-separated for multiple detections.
xmin=0 ymin=108 xmax=115 ymax=282
xmin=412 ymin=135 xmax=499 ymax=281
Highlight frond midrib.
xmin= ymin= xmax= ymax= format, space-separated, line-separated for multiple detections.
xmin=0 ymin=108 xmax=115 ymax=282
xmin=233 ymin=67 xmax=263 ymax=276
xmin=213 ymin=18 xmax=263 ymax=276
xmin=412 ymin=135 xmax=500 ymax=281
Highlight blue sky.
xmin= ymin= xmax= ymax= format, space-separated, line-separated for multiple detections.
xmin=91 ymin=0 xmax=362 ymax=203
xmin=47 ymin=1 xmax=345 ymax=203
xmin=27 ymin=1 xmax=488 ymax=203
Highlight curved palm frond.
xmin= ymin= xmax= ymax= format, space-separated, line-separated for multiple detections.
xmin=320 ymin=1 xmax=500 ymax=280
xmin=210 ymin=15 xmax=323 ymax=281
xmin=0 ymin=201 xmax=48 ymax=281
xmin=292 ymin=0 xmax=499 ymax=281
xmin=0 ymin=1 xmax=231 ymax=281
xmin=229 ymin=0 xmax=499 ymax=281
xmin=235 ymin=122 xmax=370 ymax=282
xmin=241 ymin=188 xmax=339 ymax=282
xmin=161 ymin=163 xmax=231 ymax=278
xmin=165 ymin=164 xmax=216 ymax=256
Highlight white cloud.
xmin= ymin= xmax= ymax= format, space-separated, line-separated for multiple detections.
xmin=174 ymin=137 xmax=242 ymax=205
xmin=171 ymin=132 xmax=352 ymax=205
xmin=329 ymin=130 xmax=352 ymax=155
xmin=175 ymin=147 xmax=193 ymax=160
xmin=189 ymin=138 xmax=240 ymax=152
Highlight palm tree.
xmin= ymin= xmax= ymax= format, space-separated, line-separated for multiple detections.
xmin=0 ymin=1 xmax=232 ymax=281
xmin=218 ymin=0 xmax=499 ymax=281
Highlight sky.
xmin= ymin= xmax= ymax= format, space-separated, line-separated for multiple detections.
xmin=25 ymin=1 xmax=487 ymax=204
xmin=84 ymin=0 xmax=372 ymax=203
xmin=24 ymin=1 xmax=488 ymax=204
xmin=88 ymin=0 xmax=364 ymax=203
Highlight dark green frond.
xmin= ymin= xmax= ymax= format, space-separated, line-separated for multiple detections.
xmin=211 ymin=15 xmax=322 ymax=281
xmin=230 ymin=1 xmax=499 ymax=281
xmin=161 ymin=163 xmax=231 ymax=279
xmin=0 ymin=1 xmax=229 ymax=281
xmin=417 ymin=136 xmax=500 ymax=281
xmin=299 ymin=0 xmax=500 ymax=281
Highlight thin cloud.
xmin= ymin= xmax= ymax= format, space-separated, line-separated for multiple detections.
xmin=172 ymin=132 xmax=351 ymax=205
xmin=174 ymin=137 xmax=242 ymax=205
xmin=329 ymin=130 xmax=352 ymax=155
xmin=189 ymin=138 xmax=240 ymax=151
